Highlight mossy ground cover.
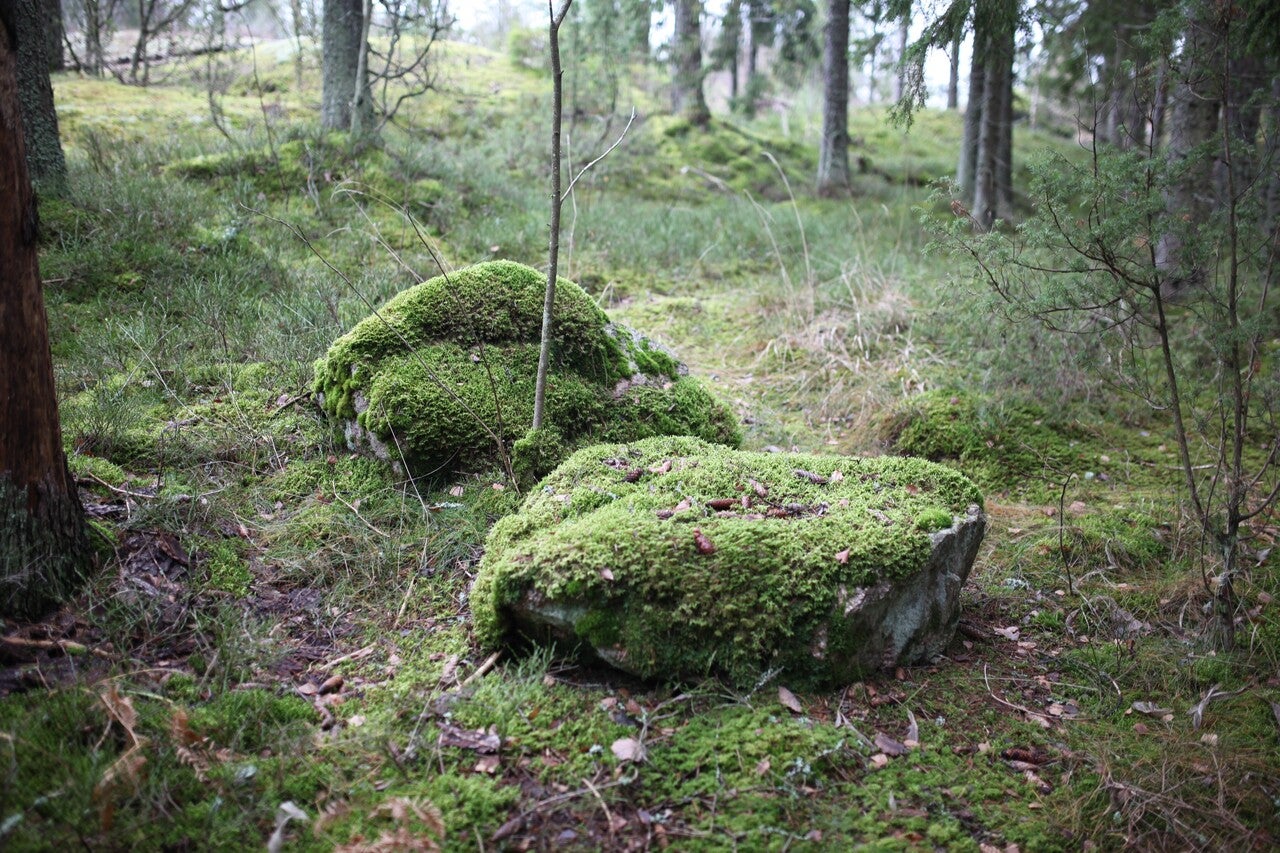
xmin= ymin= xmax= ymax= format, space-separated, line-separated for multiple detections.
xmin=1 ymin=38 xmax=1274 ymax=852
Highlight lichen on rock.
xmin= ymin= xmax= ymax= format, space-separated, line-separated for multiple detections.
xmin=312 ymin=261 xmax=740 ymax=479
xmin=472 ymin=436 xmax=986 ymax=687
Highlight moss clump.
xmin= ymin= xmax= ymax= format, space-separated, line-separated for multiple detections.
xmin=473 ymin=436 xmax=983 ymax=687
xmin=616 ymin=116 xmax=813 ymax=202
xmin=512 ymin=426 xmax=566 ymax=483
xmin=313 ymin=260 xmax=740 ymax=479
xmin=200 ymin=538 xmax=252 ymax=596
xmin=883 ymin=389 xmax=1075 ymax=492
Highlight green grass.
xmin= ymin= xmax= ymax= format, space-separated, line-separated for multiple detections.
xmin=2 ymin=35 xmax=1273 ymax=852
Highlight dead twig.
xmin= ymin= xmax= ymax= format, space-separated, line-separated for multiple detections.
xmin=983 ymin=664 xmax=1053 ymax=728
xmin=332 ymin=487 xmax=392 ymax=538
xmin=460 ymin=651 xmax=501 ymax=688
xmin=491 ymin=774 xmax=635 ymax=843
xmin=0 ymin=635 xmax=117 ymax=661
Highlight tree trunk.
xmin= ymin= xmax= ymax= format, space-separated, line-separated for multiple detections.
xmin=817 ymin=0 xmax=850 ymax=196
xmin=83 ymin=0 xmax=106 ymax=76
xmin=745 ymin=0 xmax=764 ymax=114
xmin=321 ymin=0 xmax=365 ymax=131
xmin=995 ymin=25 xmax=1015 ymax=223
xmin=972 ymin=48 xmax=999 ymax=229
xmin=947 ymin=28 xmax=960 ymax=110
xmin=672 ymin=0 xmax=709 ymax=125
xmin=970 ymin=0 xmax=1015 ymax=229
xmin=1266 ymin=75 xmax=1280 ymax=237
xmin=0 ymin=6 xmax=91 ymax=619
xmin=349 ymin=0 xmax=373 ymax=138
xmin=893 ymin=11 xmax=909 ymax=103
xmin=957 ymin=23 xmax=986 ymax=200
xmin=43 ymin=0 xmax=63 ymax=71
xmin=14 ymin=0 xmax=66 ymax=194
xmin=1156 ymin=10 xmax=1223 ymax=294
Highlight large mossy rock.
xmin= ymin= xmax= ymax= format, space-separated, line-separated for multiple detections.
xmin=473 ymin=436 xmax=986 ymax=687
xmin=313 ymin=261 xmax=740 ymax=478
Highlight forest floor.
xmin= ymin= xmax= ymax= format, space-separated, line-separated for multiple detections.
xmin=1 ymin=39 xmax=1277 ymax=852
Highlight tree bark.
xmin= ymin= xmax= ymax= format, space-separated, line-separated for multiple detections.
xmin=43 ymin=0 xmax=63 ymax=71
xmin=817 ymin=0 xmax=850 ymax=196
xmin=672 ymin=0 xmax=709 ymax=125
xmin=349 ymin=0 xmax=373 ymax=138
xmin=970 ymin=0 xmax=1015 ymax=229
xmin=321 ymin=0 xmax=366 ymax=131
xmin=893 ymin=12 xmax=909 ymax=103
xmin=947 ymin=28 xmax=960 ymax=110
xmin=995 ymin=29 xmax=1015 ymax=223
xmin=0 ymin=6 xmax=90 ymax=619
xmin=1156 ymin=9 xmax=1222 ymax=294
xmin=957 ymin=22 xmax=986 ymax=200
xmin=14 ymin=0 xmax=66 ymax=193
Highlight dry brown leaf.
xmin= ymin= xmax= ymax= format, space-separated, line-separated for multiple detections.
xmin=692 ymin=529 xmax=716 ymax=555
xmin=438 ymin=723 xmax=501 ymax=753
xmin=777 ymin=686 xmax=804 ymax=714
xmin=438 ymin=654 xmax=460 ymax=686
xmin=474 ymin=754 xmax=500 ymax=774
xmin=905 ymin=709 xmax=919 ymax=748
xmin=98 ymin=684 xmax=140 ymax=745
xmin=873 ymin=732 xmax=907 ymax=756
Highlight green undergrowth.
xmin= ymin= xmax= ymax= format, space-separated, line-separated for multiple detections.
xmin=8 ymin=33 xmax=1272 ymax=851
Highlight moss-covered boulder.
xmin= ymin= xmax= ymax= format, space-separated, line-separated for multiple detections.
xmin=473 ymin=436 xmax=985 ymax=687
xmin=312 ymin=261 xmax=740 ymax=478
xmin=881 ymin=389 xmax=1074 ymax=493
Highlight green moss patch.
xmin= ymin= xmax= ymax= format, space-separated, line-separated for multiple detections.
xmin=612 ymin=116 xmax=814 ymax=202
xmin=473 ymin=436 xmax=983 ymax=687
xmin=313 ymin=260 xmax=740 ymax=480
xmin=883 ymin=389 xmax=1076 ymax=493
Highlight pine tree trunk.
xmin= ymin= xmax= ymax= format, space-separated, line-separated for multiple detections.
xmin=995 ymin=29 xmax=1015 ymax=223
xmin=672 ymin=0 xmax=709 ymax=125
xmin=14 ymin=0 xmax=66 ymax=193
xmin=43 ymin=0 xmax=63 ymax=71
xmin=958 ymin=25 xmax=986 ymax=200
xmin=1156 ymin=11 xmax=1223 ymax=293
xmin=893 ymin=14 xmax=909 ymax=103
xmin=972 ymin=48 xmax=1000 ymax=230
xmin=947 ymin=29 xmax=960 ymax=110
xmin=817 ymin=0 xmax=850 ymax=196
xmin=84 ymin=0 xmax=105 ymax=76
xmin=971 ymin=0 xmax=1015 ymax=229
xmin=0 ymin=8 xmax=90 ymax=619
xmin=321 ymin=0 xmax=364 ymax=130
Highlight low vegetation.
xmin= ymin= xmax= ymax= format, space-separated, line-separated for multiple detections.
xmin=0 ymin=33 xmax=1275 ymax=853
